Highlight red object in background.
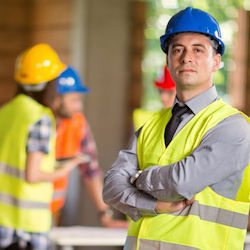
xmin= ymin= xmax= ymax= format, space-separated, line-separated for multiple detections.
xmin=154 ymin=66 xmax=176 ymax=90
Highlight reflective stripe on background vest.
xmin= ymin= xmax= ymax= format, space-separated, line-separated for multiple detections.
xmin=0 ymin=95 xmax=55 ymax=232
xmin=125 ymin=236 xmax=200 ymax=250
xmin=127 ymin=99 xmax=250 ymax=250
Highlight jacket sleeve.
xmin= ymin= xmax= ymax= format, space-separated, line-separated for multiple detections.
xmin=135 ymin=114 xmax=250 ymax=201
xmin=103 ymin=133 xmax=157 ymax=221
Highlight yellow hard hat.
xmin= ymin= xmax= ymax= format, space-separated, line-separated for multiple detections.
xmin=14 ymin=43 xmax=66 ymax=85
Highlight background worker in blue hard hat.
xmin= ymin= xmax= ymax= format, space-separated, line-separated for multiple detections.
xmin=103 ymin=7 xmax=250 ymax=249
xmin=52 ymin=66 xmax=129 ymax=228
xmin=0 ymin=44 xmax=81 ymax=250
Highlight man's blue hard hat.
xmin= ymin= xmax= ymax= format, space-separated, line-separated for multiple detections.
xmin=57 ymin=66 xmax=90 ymax=95
xmin=160 ymin=7 xmax=225 ymax=56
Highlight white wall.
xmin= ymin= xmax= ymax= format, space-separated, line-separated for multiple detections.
xmin=84 ymin=0 xmax=130 ymax=168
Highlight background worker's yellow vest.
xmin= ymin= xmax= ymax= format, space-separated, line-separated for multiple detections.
xmin=127 ymin=99 xmax=250 ymax=250
xmin=133 ymin=108 xmax=154 ymax=131
xmin=0 ymin=94 xmax=55 ymax=232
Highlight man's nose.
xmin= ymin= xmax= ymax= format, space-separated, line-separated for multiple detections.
xmin=181 ymin=50 xmax=192 ymax=63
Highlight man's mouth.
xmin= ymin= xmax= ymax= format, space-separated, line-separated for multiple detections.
xmin=179 ymin=68 xmax=196 ymax=73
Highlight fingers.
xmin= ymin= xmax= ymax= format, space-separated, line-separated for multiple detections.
xmin=101 ymin=215 xmax=130 ymax=228
xmin=58 ymin=159 xmax=78 ymax=174
xmin=169 ymin=200 xmax=186 ymax=212
xmin=185 ymin=198 xmax=195 ymax=206
xmin=156 ymin=198 xmax=195 ymax=214
xmin=76 ymin=153 xmax=91 ymax=164
xmin=104 ymin=220 xmax=130 ymax=228
xmin=155 ymin=200 xmax=184 ymax=213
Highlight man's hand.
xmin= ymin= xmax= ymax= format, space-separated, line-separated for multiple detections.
xmin=155 ymin=198 xmax=194 ymax=213
xmin=100 ymin=214 xmax=130 ymax=228
xmin=55 ymin=156 xmax=86 ymax=175
xmin=26 ymin=152 xmax=84 ymax=183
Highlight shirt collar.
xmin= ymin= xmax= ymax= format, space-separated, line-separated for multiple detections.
xmin=173 ymin=85 xmax=218 ymax=115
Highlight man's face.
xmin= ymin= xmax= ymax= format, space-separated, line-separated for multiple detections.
xmin=167 ymin=33 xmax=221 ymax=93
xmin=57 ymin=92 xmax=83 ymax=118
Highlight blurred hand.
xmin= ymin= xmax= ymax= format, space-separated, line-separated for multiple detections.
xmin=155 ymin=198 xmax=194 ymax=213
xmin=56 ymin=156 xmax=84 ymax=175
xmin=76 ymin=153 xmax=91 ymax=164
xmin=185 ymin=198 xmax=195 ymax=206
xmin=100 ymin=214 xmax=130 ymax=228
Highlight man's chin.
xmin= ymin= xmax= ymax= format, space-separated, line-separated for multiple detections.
xmin=176 ymin=78 xmax=197 ymax=87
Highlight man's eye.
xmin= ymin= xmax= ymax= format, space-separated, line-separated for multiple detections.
xmin=194 ymin=48 xmax=202 ymax=53
xmin=173 ymin=49 xmax=181 ymax=54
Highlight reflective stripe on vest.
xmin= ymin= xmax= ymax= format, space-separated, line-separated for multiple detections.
xmin=50 ymin=190 xmax=68 ymax=212
xmin=51 ymin=113 xmax=86 ymax=213
xmin=0 ymin=163 xmax=50 ymax=209
xmin=171 ymin=197 xmax=248 ymax=230
xmin=0 ymin=192 xmax=49 ymax=209
xmin=128 ymin=99 xmax=250 ymax=250
xmin=0 ymin=162 xmax=25 ymax=179
xmin=0 ymin=94 xmax=55 ymax=232
xmin=124 ymin=236 xmax=200 ymax=250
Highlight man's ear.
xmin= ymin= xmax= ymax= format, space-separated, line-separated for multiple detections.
xmin=212 ymin=53 xmax=221 ymax=72
xmin=166 ymin=54 xmax=169 ymax=67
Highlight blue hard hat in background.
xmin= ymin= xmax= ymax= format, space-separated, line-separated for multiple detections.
xmin=160 ymin=7 xmax=225 ymax=56
xmin=57 ymin=66 xmax=90 ymax=95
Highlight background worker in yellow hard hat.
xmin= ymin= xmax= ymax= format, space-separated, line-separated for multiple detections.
xmin=51 ymin=66 xmax=129 ymax=228
xmin=133 ymin=66 xmax=176 ymax=131
xmin=0 ymin=43 xmax=82 ymax=250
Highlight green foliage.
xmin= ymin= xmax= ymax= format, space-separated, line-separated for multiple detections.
xmin=142 ymin=0 xmax=243 ymax=108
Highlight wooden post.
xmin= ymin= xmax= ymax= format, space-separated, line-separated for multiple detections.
xmin=126 ymin=1 xmax=147 ymax=138
xmin=228 ymin=9 xmax=250 ymax=115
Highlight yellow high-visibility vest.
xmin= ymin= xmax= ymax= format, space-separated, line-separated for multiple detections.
xmin=127 ymin=99 xmax=250 ymax=250
xmin=237 ymin=165 xmax=250 ymax=202
xmin=133 ymin=108 xmax=154 ymax=131
xmin=236 ymin=108 xmax=250 ymax=202
xmin=0 ymin=94 xmax=55 ymax=232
